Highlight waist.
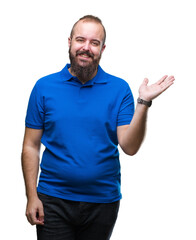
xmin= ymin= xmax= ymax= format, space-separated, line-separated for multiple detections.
xmin=38 ymin=152 xmax=121 ymax=202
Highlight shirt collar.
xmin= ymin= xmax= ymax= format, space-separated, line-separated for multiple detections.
xmin=60 ymin=63 xmax=108 ymax=85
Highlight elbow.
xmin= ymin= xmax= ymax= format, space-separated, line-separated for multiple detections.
xmin=121 ymin=146 xmax=139 ymax=156
xmin=125 ymin=149 xmax=138 ymax=156
xmin=119 ymin=138 xmax=142 ymax=156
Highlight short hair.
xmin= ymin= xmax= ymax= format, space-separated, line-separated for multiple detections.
xmin=70 ymin=15 xmax=106 ymax=46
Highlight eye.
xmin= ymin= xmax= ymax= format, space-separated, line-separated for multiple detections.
xmin=78 ymin=39 xmax=83 ymax=42
xmin=91 ymin=41 xmax=100 ymax=46
xmin=76 ymin=38 xmax=85 ymax=43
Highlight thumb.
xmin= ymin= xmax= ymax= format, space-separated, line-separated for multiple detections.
xmin=142 ymin=78 xmax=149 ymax=86
xmin=37 ymin=205 xmax=44 ymax=223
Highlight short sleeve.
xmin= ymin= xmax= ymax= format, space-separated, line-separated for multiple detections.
xmin=25 ymin=82 xmax=45 ymax=129
xmin=117 ymin=84 xmax=135 ymax=126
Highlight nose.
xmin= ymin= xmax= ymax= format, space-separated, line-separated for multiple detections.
xmin=82 ymin=41 xmax=90 ymax=51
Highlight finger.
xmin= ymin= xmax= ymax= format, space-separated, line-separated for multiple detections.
xmin=161 ymin=76 xmax=175 ymax=87
xmin=33 ymin=211 xmax=45 ymax=225
xmin=156 ymin=75 xmax=168 ymax=85
xmin=166 ymin=77 xmax=175 ymax=87
xmin=26 ymin=210 xmax=44 ymax=225
xmin=160 ymin=78 xmax=175 ymax=92
xmin=37 ymin=206 xmax=45 ymax=224
xmin=167 ymin=75 xmax=175 ymax=82
xmin=26 ymin=210 xmax=37 ymax=225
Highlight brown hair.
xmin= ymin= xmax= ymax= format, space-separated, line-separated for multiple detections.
xmin=70 ymin=15 xmax=106 ymax=46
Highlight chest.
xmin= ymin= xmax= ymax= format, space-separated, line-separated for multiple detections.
xmin=43 ymin=84 xmax=120 ymax=130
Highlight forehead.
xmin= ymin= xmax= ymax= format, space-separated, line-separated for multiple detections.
xmin=73 ymin=21 xmax=104 ymax=41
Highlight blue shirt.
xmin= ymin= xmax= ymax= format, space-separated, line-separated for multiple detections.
xmin=25 ymin=64 xmax=135 ymax=203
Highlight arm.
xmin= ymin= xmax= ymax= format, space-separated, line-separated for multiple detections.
xmin=117 ymin=104 xmax=148 ymax=156
xmin=21 ymin=127 xmax=44 ymax=225
xmin=117 ymin=75 xmax=175 ymax=156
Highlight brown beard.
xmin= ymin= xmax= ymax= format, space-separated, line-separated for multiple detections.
xmin=69 ymin=48 xmax=101 ymax=83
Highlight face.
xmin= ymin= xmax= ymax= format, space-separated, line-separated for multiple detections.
xmin=68 ymin=20 xmax=106 ymax=81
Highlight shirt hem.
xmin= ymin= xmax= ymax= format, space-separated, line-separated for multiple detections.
xmin=37 ymin=187 xmax=122 ymax=203
xmin=117 ymin=121 xmax=131 ymax=126
xmin=25 ymin=122 xmax=43 ymax=129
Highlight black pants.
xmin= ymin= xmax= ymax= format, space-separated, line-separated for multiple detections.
xmin=37 ymin=193 xmax=120 ymax=240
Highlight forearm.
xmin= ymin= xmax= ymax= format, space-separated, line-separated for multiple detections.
xmin=121 ymin=103 xmax=149 ymax=155
xmin=120 ymin=74 xmax=175 ymax=155
xmin=21 ymin=146 xmax=40 ymax=199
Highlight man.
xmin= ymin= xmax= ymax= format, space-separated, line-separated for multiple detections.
xmin=22 ymin=15 xmax=175 ymax=240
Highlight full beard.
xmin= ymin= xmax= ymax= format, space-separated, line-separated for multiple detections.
xmin=69 ymin=48 xmax=101 ymax=83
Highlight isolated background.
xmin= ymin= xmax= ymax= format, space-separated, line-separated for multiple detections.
xmin=1 ymin=0 xmax=196 ymax=239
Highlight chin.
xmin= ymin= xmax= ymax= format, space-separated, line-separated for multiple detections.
xmin=78 ymin=60 xmax=92 ymax=67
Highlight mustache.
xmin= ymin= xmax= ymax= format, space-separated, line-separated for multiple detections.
xmin=76 ymin=50 xmax=94 ymax=58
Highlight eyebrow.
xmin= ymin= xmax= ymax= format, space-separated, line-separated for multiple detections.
xmin=75 ymin=36 xmax=101 ymax=44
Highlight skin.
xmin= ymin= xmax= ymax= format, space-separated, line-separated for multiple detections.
xmin=117 ymin=75 xmax=175 ymax=155
xmin=68 ymin=20 xmax=106 ymax=82
xmin=21 ymin=20 xmax=175 ymax=225
xmin=22 ymin=128 xmax=44 ymax=225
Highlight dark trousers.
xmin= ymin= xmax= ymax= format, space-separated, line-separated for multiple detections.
xmin=37 ymin=193 xmax=120 ymax=240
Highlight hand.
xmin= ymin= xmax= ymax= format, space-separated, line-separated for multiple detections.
xmin=26 ymin=196 xmax=44 ymax=225
xmin=139 ymin=75 xmax=175 ymax=102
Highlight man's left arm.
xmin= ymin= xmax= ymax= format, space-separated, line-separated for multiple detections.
xmin=117 ymin=75 xmax=175 ymax=156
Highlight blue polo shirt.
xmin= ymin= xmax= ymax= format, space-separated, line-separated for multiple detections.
xmin=25 ymin=64 xmax=135 ymax=203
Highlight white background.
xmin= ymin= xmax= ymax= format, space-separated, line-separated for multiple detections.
xmin=1 ymin=0 xmax=196 ymax=239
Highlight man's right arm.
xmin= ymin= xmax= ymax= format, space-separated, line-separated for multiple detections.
xmin=21 ymin=127 xmax=44 ymax=225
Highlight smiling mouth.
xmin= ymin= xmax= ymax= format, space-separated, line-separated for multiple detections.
xmin=79 ymin=54 xmax=90 ymax=58
xmin=76 ymin=51 xmax=94 ymax=59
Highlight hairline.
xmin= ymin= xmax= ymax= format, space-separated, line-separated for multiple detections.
xmin=70 ymin=17 xmax=106 ymax=46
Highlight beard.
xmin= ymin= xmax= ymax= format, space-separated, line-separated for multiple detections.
xmin=69 ymin=48 xmax=101 ymax=83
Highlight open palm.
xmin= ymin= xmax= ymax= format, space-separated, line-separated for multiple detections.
xmin=139 ymin=75 xmax=175 ymax=102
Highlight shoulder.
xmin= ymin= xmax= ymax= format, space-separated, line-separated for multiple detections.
xmin=99 ymin=66 xmax=129 ymax=87
xmin=35 ymin=71 xmax=62 ymax=88
xmin=30 ymin=70 xmax=63 ymax=98
xmin=102 ymin=70 xmax=131 ymax=93
xmin=107 ymin=73 xmax=129 ymax=86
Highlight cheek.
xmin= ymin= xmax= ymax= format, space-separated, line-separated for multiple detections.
xmin=92 ymin=48 xmax=102 ymax=57
xmin=70 ymin=44 xmax=82 ymax=55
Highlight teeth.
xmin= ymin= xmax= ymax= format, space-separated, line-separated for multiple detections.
xmin=80 ymin=54 xmax=89 ymax=58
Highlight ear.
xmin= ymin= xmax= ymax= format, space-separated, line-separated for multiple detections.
xmin=68 ymin=37 xmax=71 ymax=48
xmin=101 ymin=44 xmax=106 ymax=54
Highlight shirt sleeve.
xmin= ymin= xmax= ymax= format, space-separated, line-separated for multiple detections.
xmin=117 ymin=84 xmax=135 ymax=126
xmin=25 ymin=82 xmax=45 ymax=129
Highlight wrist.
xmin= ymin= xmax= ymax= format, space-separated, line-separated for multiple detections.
xmin=136 ymin=103 xmax=149 ymax=115
xmin=26 ymin=189 xmax=38 ymax=200
xmin=137 ymin=97 xmax=152 ymax=107
xmin=139 ymin=94 xmax=152 ymax=102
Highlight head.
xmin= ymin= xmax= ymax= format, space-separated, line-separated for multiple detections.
xmin=68 ymin=15 xmax=106 ymax=82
